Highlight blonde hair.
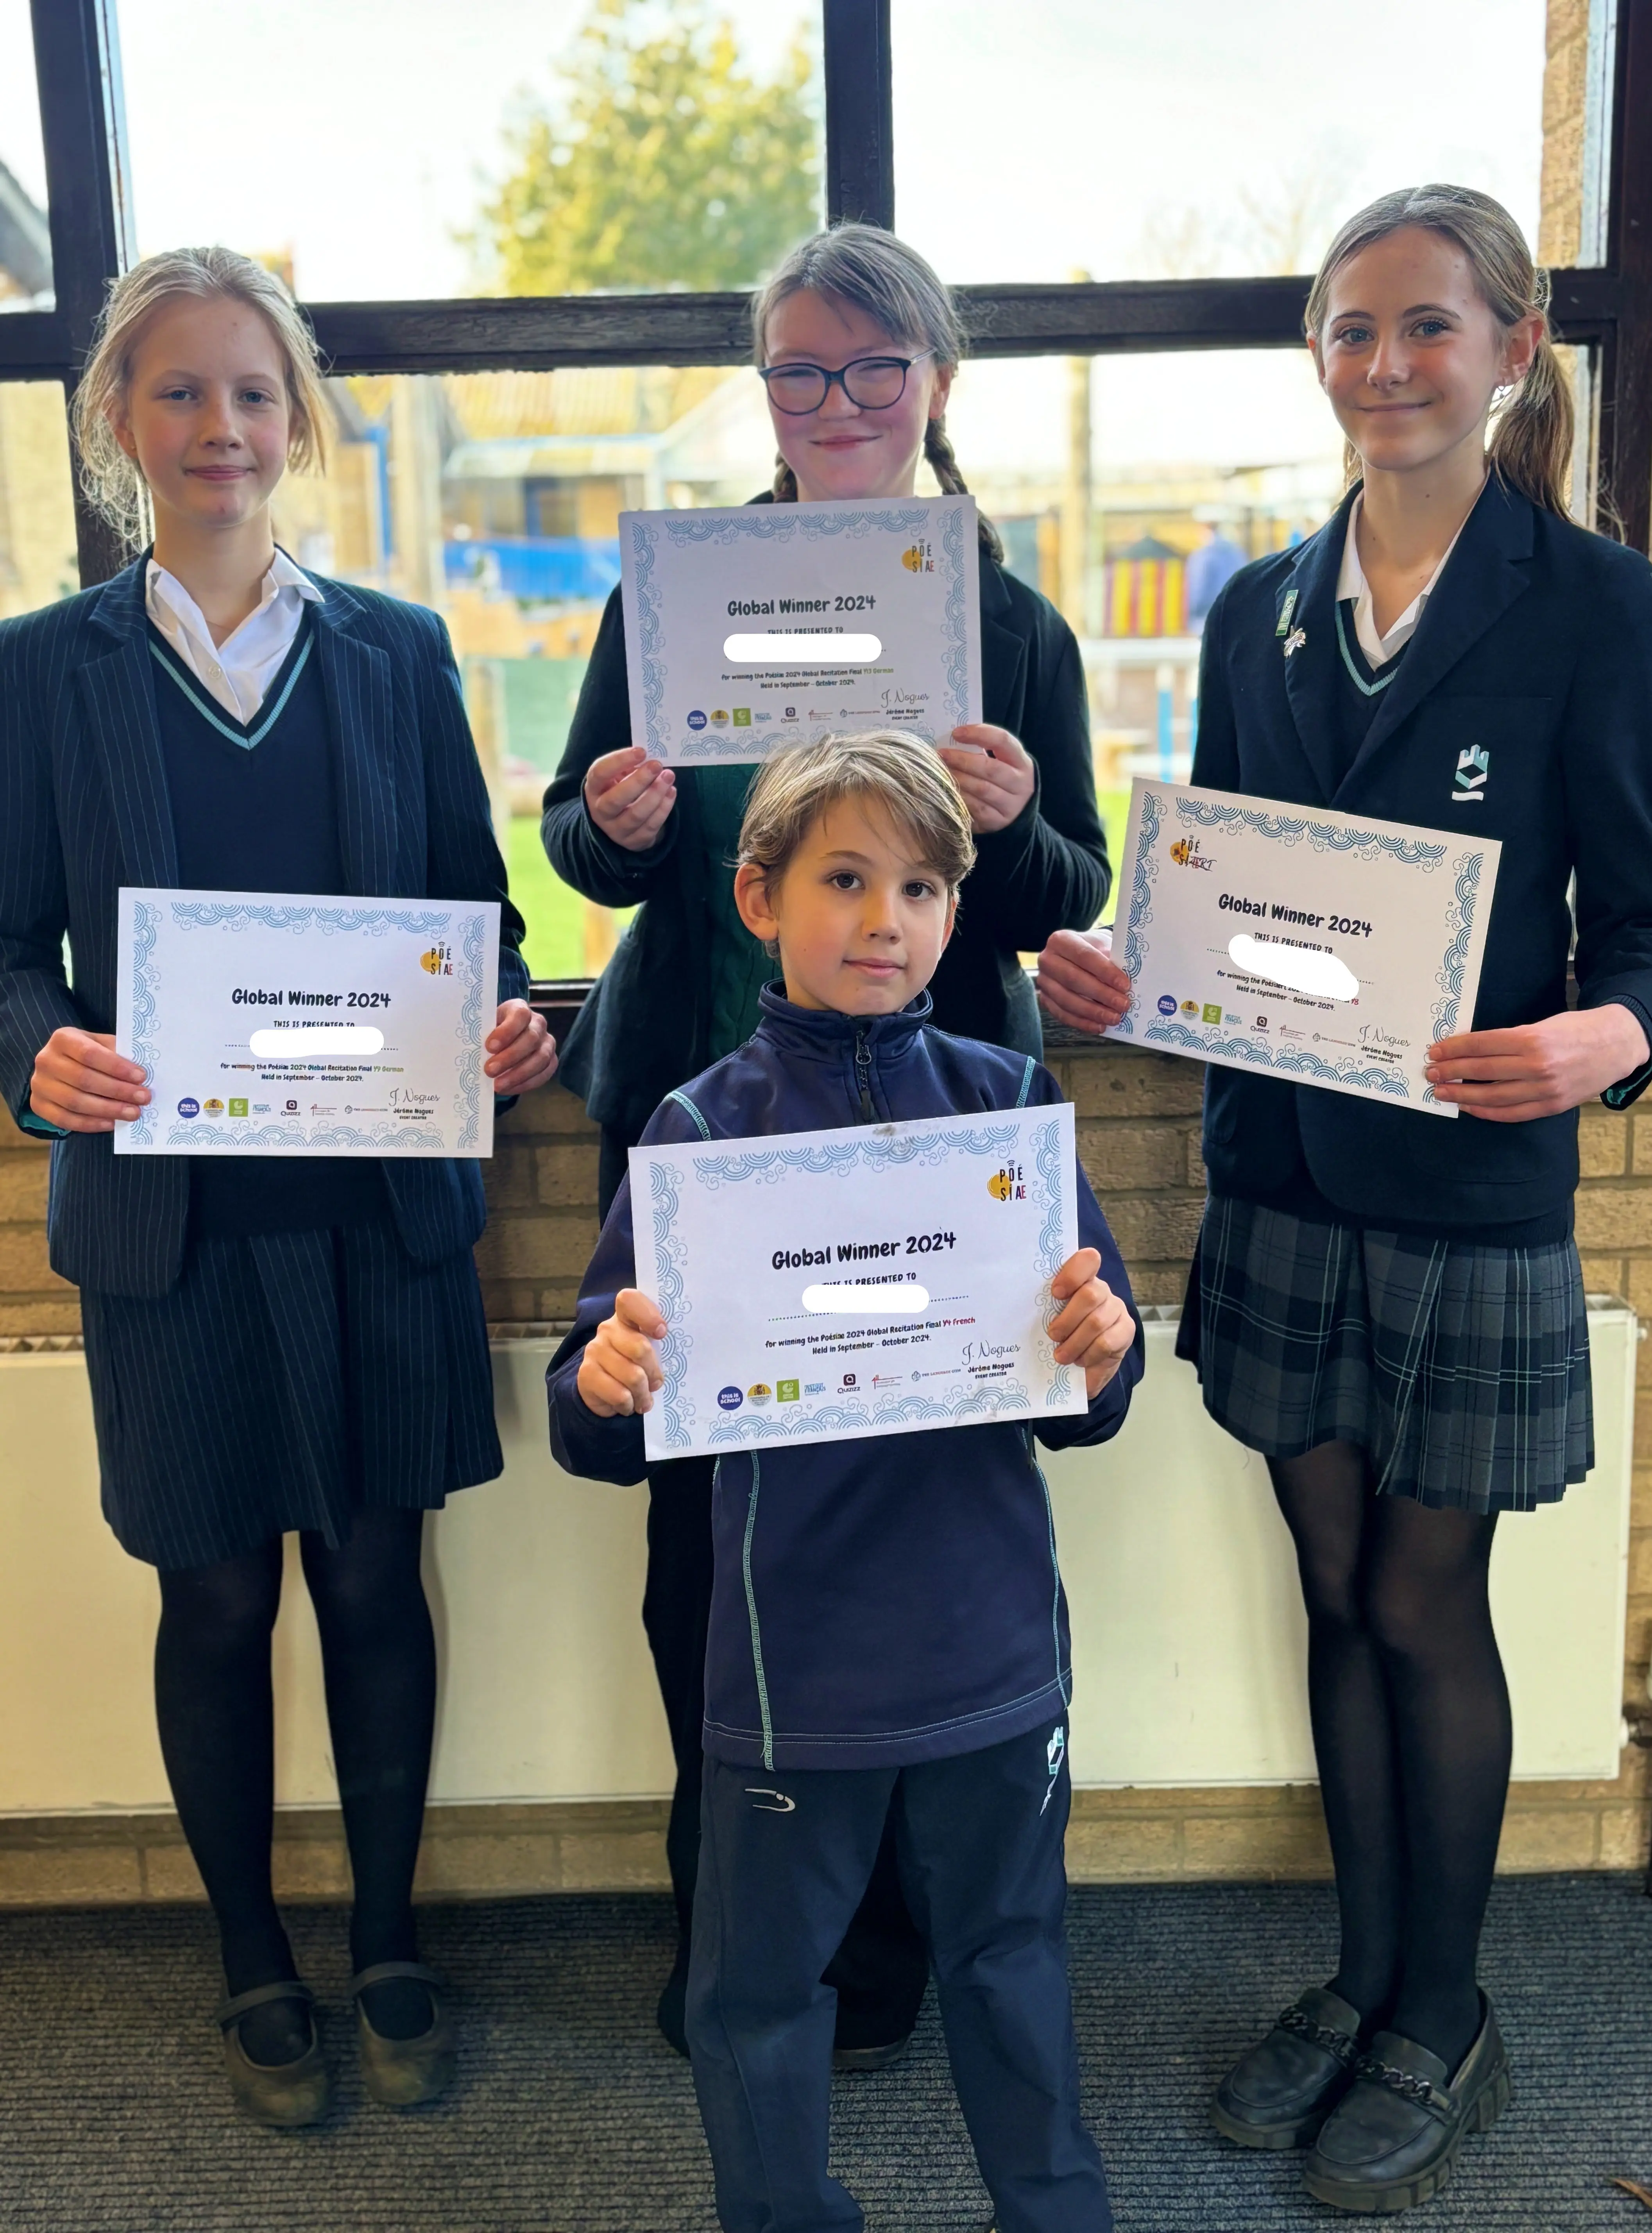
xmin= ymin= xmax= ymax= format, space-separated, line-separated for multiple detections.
xmin=738 ymin=731 xmax=977 ymax=901
xmin=751 ymin=224 xmax=1005 ymax=564
xmin=1304 ymin=184 xmax=1575 ymax=520
xmin=70 ymin=246 xmax=330 ymax=552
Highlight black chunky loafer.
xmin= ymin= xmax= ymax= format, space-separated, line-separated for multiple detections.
xmin=1303 ymin=1996 xmax=1511 ymax=2213
xmin=1211 ymin=1986 xmax=1362 ymax=2150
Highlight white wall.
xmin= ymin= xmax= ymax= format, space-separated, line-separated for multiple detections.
xmin=0 ymin=1309 xmax=1633 ymax=1817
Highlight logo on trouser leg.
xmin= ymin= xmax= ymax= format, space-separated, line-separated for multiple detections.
xmin=1040 ymin=1725 xmax=1066 ymax=1816
xmin=745 ymin=1787 xmax=796 ymax=1813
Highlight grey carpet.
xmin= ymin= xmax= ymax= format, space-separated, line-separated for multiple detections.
xmin=4 ymin=1875 xmax=1652 ymax=2230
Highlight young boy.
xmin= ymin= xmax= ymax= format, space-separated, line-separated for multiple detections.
xmin=548 ymin=734 xmax=1143 ymax=2233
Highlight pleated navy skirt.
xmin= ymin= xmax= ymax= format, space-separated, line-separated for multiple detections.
xmin=81 ymin=1221 xmax=502 ymax=1570
xmin=1177 ymin=1195 xmax=1593 ymax=1514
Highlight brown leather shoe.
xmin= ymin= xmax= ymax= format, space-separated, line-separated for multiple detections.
xmin=349 ymin=1961 xmax=457 ymax=2108
xmin=216 ymin=1980 xmax=330 ymax=2128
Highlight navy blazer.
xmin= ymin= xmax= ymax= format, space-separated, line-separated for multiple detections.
xmin=1193 ymin=479 xmax=1652 ymax=1231
xmin=0 ymin=558 xmax=529 ymax=1298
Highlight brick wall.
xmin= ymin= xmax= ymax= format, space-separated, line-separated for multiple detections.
xmin=1538 ymin=0 xmax=1591 ymax=268
xmin=5 ymin=1044 xmax=1650 ymax=1901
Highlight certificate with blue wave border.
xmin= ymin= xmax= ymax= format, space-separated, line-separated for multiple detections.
xmin=116 ymin=889 xmax=496 ymax=1156
xmin=635 ymin=1105 xmax=1082 ymax=1459
xmin=621 ymin=494 xmax=980 ymax=763
xmin=1104 ymin=781 xmax=1499 ymax=1112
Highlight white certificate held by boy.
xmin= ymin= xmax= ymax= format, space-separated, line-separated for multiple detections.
xmin=629 ymin=1102 xmax=1085 ymax=1461
xmin=1105 ymin=779 xmax=1501 ymax=1116
xmin=619 ymin=492 xmax=983 ymax=764
xmin=114 ymin=887 xmax=500 ymax=1157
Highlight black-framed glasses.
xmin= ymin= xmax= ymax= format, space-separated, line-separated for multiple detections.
xmin=758 ymin=351 xmax=934 ymax=415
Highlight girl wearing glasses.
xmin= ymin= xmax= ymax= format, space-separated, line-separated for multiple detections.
xmin=541 ymin=222 xmax=1111 ymax=2066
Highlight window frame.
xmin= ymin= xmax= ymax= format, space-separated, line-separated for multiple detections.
xmin=5 ymin=0 xmax=1651 ymax=989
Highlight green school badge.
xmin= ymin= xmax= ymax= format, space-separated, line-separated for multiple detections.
xmin=1275 ymin=589 xmax=1298 ymax=638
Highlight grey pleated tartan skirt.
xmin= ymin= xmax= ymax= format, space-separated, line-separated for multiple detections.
xmin=1176 ymin=1195 xmax=1593 ymax=1513
xmin=81 ymin=1220 xmax=502 ymax=1570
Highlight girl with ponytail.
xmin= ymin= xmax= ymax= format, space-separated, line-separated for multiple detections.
xmin=1036 ymin=183 xmax=1652 ymax=2215
xmin=542 ymin=223 xmax=1110 ymax=2066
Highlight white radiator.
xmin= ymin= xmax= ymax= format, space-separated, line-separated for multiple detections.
xmin=0 ymin=1304 xmax=1633 ymax=1816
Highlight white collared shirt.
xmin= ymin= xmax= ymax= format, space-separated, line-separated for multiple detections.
xmin=1335 ymin=491 xmax=1473 ymax=670
xmin=145 ymin=548 xmax=323 ymax=722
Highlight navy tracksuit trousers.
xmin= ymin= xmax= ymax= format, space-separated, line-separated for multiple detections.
xmin=685 ymin=1718 xmax=1112 ymax=2233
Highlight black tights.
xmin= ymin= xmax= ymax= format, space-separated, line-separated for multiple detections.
xmin=1269 ymin=1442 xmax=1509 ymax=2075
xmin=154 ymin=1506 xmax=437 ymax=2059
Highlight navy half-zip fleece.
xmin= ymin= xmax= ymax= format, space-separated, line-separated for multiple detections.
xmin=548 ymin=987 xmax=1145 ymax=1772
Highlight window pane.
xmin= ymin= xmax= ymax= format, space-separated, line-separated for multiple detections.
xmin=118 ymin=0 xmax=822 ymax=299
xmin=0 ymin=384 xmax=77 ymax=616
xmin=894 ymin=0 xmax=1570 ymax=284
xmin=0 ymin=0 xmax=52 ymax=309
xmin=929 ymin=342 xmax=1591 ymax=905
xmin=273 ymin=365 xmax=778 ymax=975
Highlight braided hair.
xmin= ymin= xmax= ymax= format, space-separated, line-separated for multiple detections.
xmin=755 ymin=224 xmax=1005 ymax=563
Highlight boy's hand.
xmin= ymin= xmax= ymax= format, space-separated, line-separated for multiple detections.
xmin=1047 ymin=1248 xmax=1136 ymax=1399
xmin=578 ymin=1289 xmax=668 ymax=1418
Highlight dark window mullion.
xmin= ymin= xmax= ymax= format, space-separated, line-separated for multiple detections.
xmin=822 ymin=0 xmax=893 ymax=228
xmin=290 ymin=267 xmax=1615 ymax=376
xmin=0 ymin=310 xmax=71 ymax=380
xmin=1600 ymin=0 xmax=1652 ymax=551
xmin=29 ymin=0 xmax=133 ymax=584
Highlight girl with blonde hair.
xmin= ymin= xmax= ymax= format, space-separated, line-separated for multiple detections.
xmin=0 ymin=246 xmax=556 ymax=2123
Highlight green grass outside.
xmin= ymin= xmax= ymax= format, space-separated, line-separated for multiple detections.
xmin=507 ymin=785 xmax=1136 ymax=980
xmin=507 ymin=814 xmax=600 ymax=980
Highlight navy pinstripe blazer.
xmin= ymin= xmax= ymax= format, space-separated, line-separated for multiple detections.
xmin=0 ymin=557 xmax=529 ymax=1298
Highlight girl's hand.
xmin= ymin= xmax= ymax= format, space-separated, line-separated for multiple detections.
xmin=28 ymin=1029 xmax=150 ymax=1132
xmin=1035 ymin=927 xmax=1132 ymax=1034
xmin=938 ymin=726 xmax=1037 ymax=833
xmin=1427 ymin=1004 xmax=1651 ymax=1122
xmin=1047 ymin=1247 xmax=1136 ymax=1398
xmin=585 ymin=745 xmax=677 ymax=852
xmin=486 ymin=1000 xmax=558 ymax=1095
xmin=578 ymin=1289 xmax=667 ymax=1417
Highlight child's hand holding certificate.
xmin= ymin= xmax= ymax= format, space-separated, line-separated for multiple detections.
xmin=575 ymin=1104 xmax=1132 ymax=1461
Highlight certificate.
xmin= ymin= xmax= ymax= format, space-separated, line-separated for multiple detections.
xmin=114 ymin=888 xmax=500 ymax=1158
xmin=631 ymin=1104 xmax=1085 ymax=1461
xmin=1105 ymin=781 xmax=1500 ymax=1116
xmin=619 ymin=493 xmax=983 ymax=764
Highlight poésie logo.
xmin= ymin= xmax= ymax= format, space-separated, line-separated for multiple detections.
xmin=177 ymin=1097 xmax=200 ymax=1118
xmin=687 ymin=710 xmax=707 ymax=731
xmin=716 ymin=1385 xmax=743 ymax=1411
